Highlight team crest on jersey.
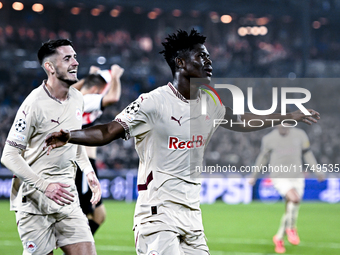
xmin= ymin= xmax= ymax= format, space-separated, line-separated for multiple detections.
xmin=26 ymin=241 xmax=37 ymax=252
xmin=125 ymin=101 xmax=140 ymax=114
xmin=148 ymin=251 xmax=159 ymax=255
xmin=76 ymin=108 xmax=82 ymax=120
xmin=15 ymin=119 xmax=26 ymax=132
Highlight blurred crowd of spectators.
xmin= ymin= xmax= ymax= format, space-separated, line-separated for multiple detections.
xmin=0 ymin=20 xmax=340 ymax=176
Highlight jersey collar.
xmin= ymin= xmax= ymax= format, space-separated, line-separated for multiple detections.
xmin=42 ymin=80 xmax=64 ymax=104
xmin=167 ymin=82 xmax=189 ymax=104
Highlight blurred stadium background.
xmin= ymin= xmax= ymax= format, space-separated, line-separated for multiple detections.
xmin=0 ymin=0 xmax=339 ymax=254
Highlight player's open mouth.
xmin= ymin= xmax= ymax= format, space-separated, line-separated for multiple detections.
xmin=205 ymin=69 xmax=212 ymax=77
xmin=204 ymin=68 xmax=212 ymax=77
xmin=68 ymin=70 xmax=77 ymax=77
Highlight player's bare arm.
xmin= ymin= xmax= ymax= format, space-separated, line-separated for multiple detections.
xmin=102 ymin=64 xmax=124 ymax=107
xmin=45 ymin=121 xmax=125 ymax=154
xmin=221 ymin=109 xmax=320 ymax=132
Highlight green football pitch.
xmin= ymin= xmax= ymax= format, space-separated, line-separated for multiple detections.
xmin=0 ymin=200 xmax=339 ymax=255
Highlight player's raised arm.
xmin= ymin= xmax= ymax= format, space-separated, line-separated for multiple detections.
xmin=101 ymin=64 xmax=124 ymax=107
xmin=221 ymin=109 xmax=320 ymax=132
xmin=45 ymin=121 xmax=125 ymax=154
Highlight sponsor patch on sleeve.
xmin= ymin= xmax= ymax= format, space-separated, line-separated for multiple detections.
xmin=119 ymin=113 xmax=135 ymax=122
xmin=125 ymin=114 xmax=136 ymax=122
xmin=10 ymin=132 xmax=26 ymax=142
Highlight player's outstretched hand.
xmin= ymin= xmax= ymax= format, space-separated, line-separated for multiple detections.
xmin=111 ymin=64 xmax=124 ymax=79
xmin=292 ymin=109 xmax=320 ymax=125
xmin=45 ymin=129 xmax=71 ymax=155
xmin=86 ymin=171 xmax=102 ymax=205
xmin=45 ymin=183 xmax=74 ymax=206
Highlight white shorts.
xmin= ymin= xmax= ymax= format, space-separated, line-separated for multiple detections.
xmin=134 ymin=222 xmax=210 ymax=255
xmin=271 ymin=178 xmax=305 ymax=198
xmin=16 ymin=206 xmax=94 ymax=255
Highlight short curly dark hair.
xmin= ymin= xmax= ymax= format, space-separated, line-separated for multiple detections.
xmin=160 ymin=29 xmax=206 ymax=76
xmin=37 ymin=39 xmax=74 ymax=65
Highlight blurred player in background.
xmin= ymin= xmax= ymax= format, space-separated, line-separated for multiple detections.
xmin=72 ymin=64 xmax=124 ymax=235
xmin=1 ymin=39 xmax=101 ymax=255
xmin=45 ymin=30 xmax=320 ymax=255
xmin=249 ymin=125 xmax=325 ymax=253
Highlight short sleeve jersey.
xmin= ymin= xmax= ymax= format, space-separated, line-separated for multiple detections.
xmin=260 ymin=128 xmax=311 ymax=178
xmin=114 ymin=83 xmax=226 ymax=231
xmin=5 ymin=81 xmax=89 ymax=214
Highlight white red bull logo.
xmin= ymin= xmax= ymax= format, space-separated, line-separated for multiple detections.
xmin=168 ymin=135 xmax=206 ymax=150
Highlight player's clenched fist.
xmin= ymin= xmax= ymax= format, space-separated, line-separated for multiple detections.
xmin=110 ymin=64 xmax=124 ymax=79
